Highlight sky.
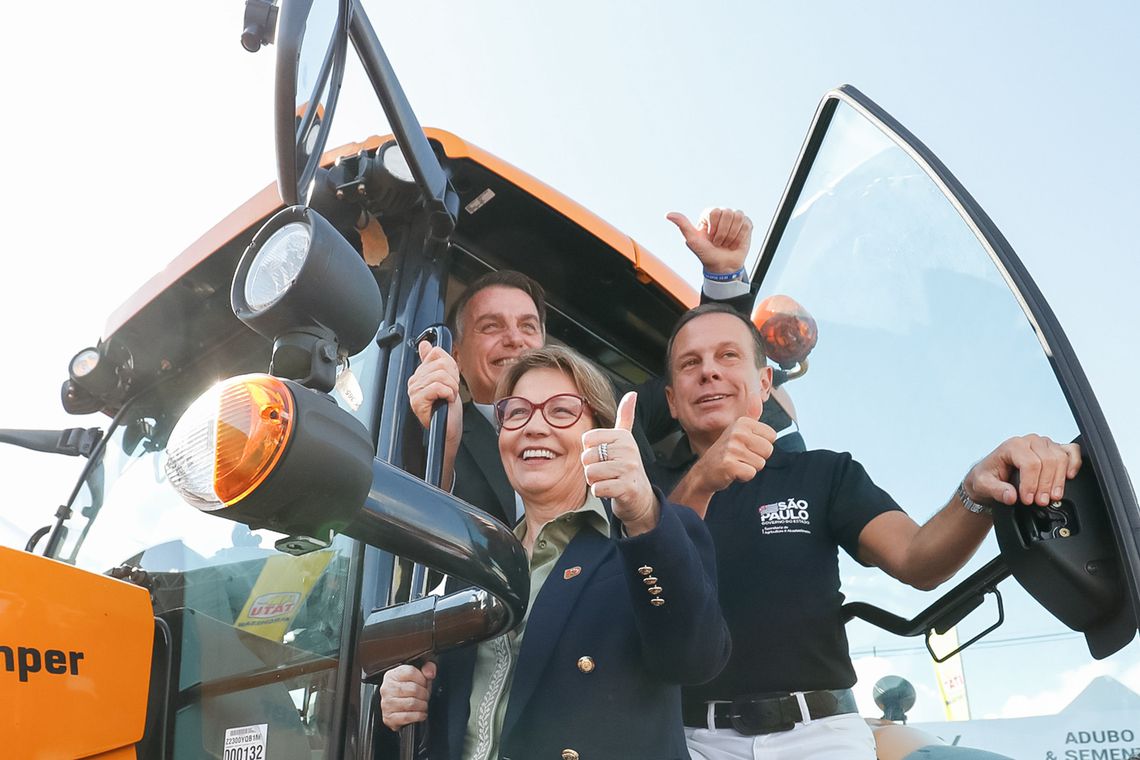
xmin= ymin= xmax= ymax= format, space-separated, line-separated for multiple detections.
xmin=2 ymin=0 xmax=1139 ymax=739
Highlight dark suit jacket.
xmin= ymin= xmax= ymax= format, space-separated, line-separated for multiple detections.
xmin=420 ymin=499 xmax=728 ymax=760
xmin=453 ymin=403 xmax=517 ymax=527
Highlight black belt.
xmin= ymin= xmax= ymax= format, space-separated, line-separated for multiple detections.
xmin=682 ymin=689 xmax=858 ymax=735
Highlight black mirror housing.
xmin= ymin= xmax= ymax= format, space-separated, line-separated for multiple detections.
xmin=994 ymin=444 xmax=1136 ymax=658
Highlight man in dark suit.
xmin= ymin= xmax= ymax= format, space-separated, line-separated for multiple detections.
xmin=407 ymin=207 xmax=757 ymax=526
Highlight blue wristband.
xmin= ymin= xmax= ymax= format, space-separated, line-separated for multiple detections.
xmin=703 ymin=267 xmax=747 ymax=283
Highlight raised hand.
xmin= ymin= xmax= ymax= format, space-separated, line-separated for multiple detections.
xmin=692 ymin=393 xmax=776 ymax=492
xmin=379 ymin=661 xmax=438 ymax=730
xmin=407 ymin=340 xmax=463 ymax=444
xmin=407 ymin=340 xmax=464 ymax=489
xmin=581 ymin=392 xmax=659 ymax=536
xmin=669 ymin=393 xmax=776 ymax=517
xmin=666 ymin=207 xmax=753 ymax=275
xmin=963 ymin=435 xmax=1082 ymax=508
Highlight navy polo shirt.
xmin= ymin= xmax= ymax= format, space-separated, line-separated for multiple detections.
xmin=650 ymin=440 xmax=903 ymax=699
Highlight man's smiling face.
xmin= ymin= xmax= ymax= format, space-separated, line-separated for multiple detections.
xmin=455 ymin=285 xmax=544 ymax=403
xmin=666 ymin=312 xmax=772 ymax=449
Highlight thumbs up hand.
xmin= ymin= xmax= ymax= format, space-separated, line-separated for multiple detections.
xmin=671 ymin=392 xmax=776 ymax=517
xmin=666 ymin=207 xmax=753 ymax=275
xmin=698 ymin=391 xmax=776 ymax=489
xmin=581 ymin=392 xmax=659 ymax=536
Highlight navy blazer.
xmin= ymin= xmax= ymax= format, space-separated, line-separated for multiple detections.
xmin=425 ymin=499 xmax=730 ymax=760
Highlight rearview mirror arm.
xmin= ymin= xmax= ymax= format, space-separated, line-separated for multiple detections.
xmin=841 ymin=556 xmax=1011 ymax=638
xmin=0 ymin=427 xmax=103 ymax=457
xmin=348 ymin=0 xmax=459 ymax=240
xmin=42 ymin=404 xmax=134 ymax=558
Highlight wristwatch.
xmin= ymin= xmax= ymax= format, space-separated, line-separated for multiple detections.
xmin=956 ymin=481 xmax=992 ymax=516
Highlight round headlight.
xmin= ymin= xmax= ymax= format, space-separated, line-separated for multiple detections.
xmin=70 ymin=348 xmax=101 ymax=378
xmin=380 ymin=141 xmax=417 ymax=184
xmin=244 ymin=222 xmax=312 ymax=311
xmin=231 ymin=206 xmax=384 ymax=383
xmin=165 ymin=374 xmax=295 ymax=511
xmin=67 ymin=345 xmax=121 ymax=399
xmin=381 ymin=142 xmax=415 ymax=184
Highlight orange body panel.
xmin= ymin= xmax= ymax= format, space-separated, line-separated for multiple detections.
xmin=0 ymin=546 xmax=153 ymax=759
xmin=103 ymin=130 xmax=696 ymax=338
xmin=424 ymin=129 xmax=698 ymax=308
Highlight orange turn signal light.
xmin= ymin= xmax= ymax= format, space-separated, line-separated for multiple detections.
xmin=166 ymin=374 xmax=296 ymax=512
xmin=167 ymin=371 xmax=374 ymax=540
xmin=214 ymin=376 xmax=295 ymax=504
xmin=753 ymin=294 xmax=818 ymax=370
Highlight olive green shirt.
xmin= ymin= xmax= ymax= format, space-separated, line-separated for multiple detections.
xmin=461 ymin=494 xmax=611 ymax=760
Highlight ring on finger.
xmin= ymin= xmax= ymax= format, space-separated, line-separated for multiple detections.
xmin=599 ymin=442 xmax=609 ymax=462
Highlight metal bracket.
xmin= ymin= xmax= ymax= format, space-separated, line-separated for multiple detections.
xmin=925 ymin=586 xmax=1005 ymax=663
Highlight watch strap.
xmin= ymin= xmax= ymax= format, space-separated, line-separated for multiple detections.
xmin=957 ymin=481 xmax=992 ymax=515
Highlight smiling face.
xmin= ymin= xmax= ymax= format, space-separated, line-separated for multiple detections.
xmin=666 ymin=312 xmax=773 ymax=453
xmin=455 ymin=285 xmax=544 ymax=403
xmin=498 ymin=367 xmax=595 ymax=511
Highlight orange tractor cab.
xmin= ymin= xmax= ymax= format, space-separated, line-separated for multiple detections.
xmin=2 ymin=1 xmax=1137 ymax=758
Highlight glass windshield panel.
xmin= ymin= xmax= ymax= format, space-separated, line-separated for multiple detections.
xmin=756 ymin=99 xmax=1140 ymax=756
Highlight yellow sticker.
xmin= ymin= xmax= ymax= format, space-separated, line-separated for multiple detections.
xmin=234 ymin=550 xmax=335 ymax=642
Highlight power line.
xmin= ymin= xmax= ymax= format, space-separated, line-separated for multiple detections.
xmin=850 ymin=630 xmax=1083 ymax=658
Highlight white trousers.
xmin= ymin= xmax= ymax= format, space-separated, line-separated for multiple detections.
xmin=685 ymin=712 xmax=876 ymax=760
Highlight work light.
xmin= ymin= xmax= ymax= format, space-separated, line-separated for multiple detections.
xmin=68 ymin=347 xmax=118 ymax=397
xmin=232 ymin=205 xmax=383 ymax=392
xmin=379 ymin=140 xmax=415 ymax=184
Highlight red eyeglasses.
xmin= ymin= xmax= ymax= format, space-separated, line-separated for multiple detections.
xmin=494 ymin=393 xmax=591 ymax=430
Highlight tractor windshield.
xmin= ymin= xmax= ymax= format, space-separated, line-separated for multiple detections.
xmin=44 ymin=339 xmax=386 ymax=759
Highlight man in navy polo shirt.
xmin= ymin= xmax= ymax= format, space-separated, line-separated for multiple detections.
xmin=653 ymin=303 xmax=1082 ymax=759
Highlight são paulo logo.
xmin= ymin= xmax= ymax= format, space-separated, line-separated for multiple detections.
xmin=758 ymin=498 xmax=812 ymax=535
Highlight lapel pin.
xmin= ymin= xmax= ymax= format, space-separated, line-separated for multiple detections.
xmin=563 ymin=566 xmax=582 ymax=580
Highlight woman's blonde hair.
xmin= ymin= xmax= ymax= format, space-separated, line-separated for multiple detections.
xmin=493 ymin=346 xmax=616 ymax=429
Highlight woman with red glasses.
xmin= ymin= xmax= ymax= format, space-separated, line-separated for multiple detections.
xmin=381 ymin=345 xmax=730 ymax=759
